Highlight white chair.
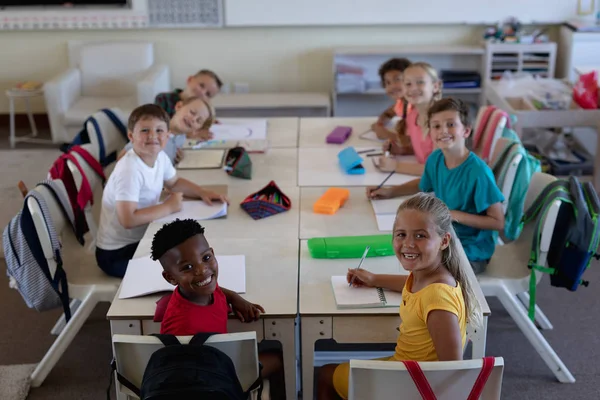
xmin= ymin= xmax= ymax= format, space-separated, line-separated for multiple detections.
xmin=477 ymin=173 xmax=575 ymax=383
xmin=489 ymin=137 xmax=523 ymax=216
xmin=26 ymin=181 xmax=121 ymax=387
xmin=473 ymin=106 xmax=507 ymax=162
xmin=348 ymin=357 xmax=504 ymax=400
xmin=112 ymin=332 xmax=269 ymax=400
xmin=44 ymin=40 xmax=169 ymax=144
xmin=85 ymin=108 xmax=129 ymax=167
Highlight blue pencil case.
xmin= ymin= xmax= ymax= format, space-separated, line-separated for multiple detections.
xmin=338 ymin=147 xmax=365 ymax=175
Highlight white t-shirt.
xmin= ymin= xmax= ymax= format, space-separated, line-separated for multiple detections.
xmin=96 ymin=149 xmax=177 ymax=250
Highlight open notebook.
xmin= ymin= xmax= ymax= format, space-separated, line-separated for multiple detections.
xmin=154 ymin=201 xmax=227 ymax=224
xmin=331 ymin=276 xmax=403 ymax=309
xmin=210 ymin=118 xmax=268 ymax=141
xmin=370 ymin=197 xmax=407 ymax=231
xmin=119 ymin=255 xmax=246 ymax=299
xmin=177 ymin=149 xmax=226 ymax=169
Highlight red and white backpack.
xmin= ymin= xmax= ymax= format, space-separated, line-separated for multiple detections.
xmin=472 ymin=105 xmax=510 ymax=164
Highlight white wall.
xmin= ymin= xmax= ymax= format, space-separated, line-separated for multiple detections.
xmin=0 ymin=24 xmax=555 ymax=114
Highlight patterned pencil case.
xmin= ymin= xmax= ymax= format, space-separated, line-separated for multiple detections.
xmin=240 ymin=180 xmax=291 ymax=220
xmin=224 ymin=146 xmax=252 ymax=179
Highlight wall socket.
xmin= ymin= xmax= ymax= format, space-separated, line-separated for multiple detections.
xmin=233 ymin=82 xmax=249 ymax=93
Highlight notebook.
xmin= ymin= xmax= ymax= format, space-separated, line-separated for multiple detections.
xmin=331 ymin=276 xmax=403 ymax=309
xmin=177 ymin=149 xmax=226 ymax=169
xmin=211 ymin=118 xmax=268 ymax=141
xmin=359 ymin=117 xmax=400 ymax=142
xmin=154 ymin=200 xmax=228 ymax=224
xmin=119 ymin=255 xmax=246 ymax=299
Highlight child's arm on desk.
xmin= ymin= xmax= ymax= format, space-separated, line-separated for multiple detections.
xmin=450 ymin=203 xmax=505 ymax=231
xmin=366 ymin=177 xmax=421 ymax=200
xmin=116 ymin=194 xmax=182 ymax=229
xmin=164 ymin=176 xmax=229 ymax=205
xmin=347 ymin=269 xmax=408 ymax=292
xmin=221 ymin=287 xmax=265 ymax=323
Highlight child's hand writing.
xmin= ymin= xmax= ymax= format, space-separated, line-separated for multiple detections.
xmin=382 ymin=139 xmax=410 ymax=156
xmin=374 ymin=155 xmax=397 ymax=173
xmin=230 ymin=297 xmax=265 ymax=322
xmin=347 ymin=268 xmax=376 ymax=288
xmin=165 ymin=192 xmax=184 ymax=213
xmin=366 ymin=186 xmax=396 ymax=200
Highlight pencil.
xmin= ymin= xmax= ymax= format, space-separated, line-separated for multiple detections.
xmin=349 ymin=246 xmax=370 ymax=287
xmin=376 ymin=170 xmax=395 ymax=190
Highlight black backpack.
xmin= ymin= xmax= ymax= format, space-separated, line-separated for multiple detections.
xmin=109 ymin=333 xmax=263 ymax=400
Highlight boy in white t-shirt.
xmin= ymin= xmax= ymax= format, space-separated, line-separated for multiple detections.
xmin=95 ymin=104 xmax=228 ymax=278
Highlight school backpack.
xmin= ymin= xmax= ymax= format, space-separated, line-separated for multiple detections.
xmin=111 ymin=333 xmax=263 ymax=400
xmin=3 ymin=181 xmax=73 ymax=321
xmin=472 ymin=105 xmax=510 ymax=163
xmin=490 ymin=125 xmax=541 ymax=241
xmin=521 ymin=176 xmax=600 ymax=321
xmin=49 ymin=145 xmax=106 ymax=242
xmin=61 ymin=108 xmax=128 ymax=167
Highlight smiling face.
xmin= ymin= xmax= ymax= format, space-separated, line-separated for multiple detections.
xmin=186 ymin=73 xmax=220 ymax=102
xmin=392 ymin=209 xmax=450 ymax=272
xmin=429 ymin=109 xmax=471 ymax=151
xmin=403 ymin=65 xmax=439 ymax=106
xmin=160 ymin=234 xmax=219 ymax=304
xmin=171 ymin=98 xmax=211 ymax=135
xmin=127 ymin=116 xmax=169 ymax=164
xmin=383 ymin=70 xmax=404 ymax=100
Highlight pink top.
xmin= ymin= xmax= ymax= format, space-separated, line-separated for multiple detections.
xmin=393 ymin=99 xmax=412 ymax=118
xmin=405 ymin=107 xmax=434 ymax=164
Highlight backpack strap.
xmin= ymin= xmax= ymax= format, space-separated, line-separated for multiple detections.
xmin=466 ymin=357 xmax=496 ymax=400
xmin=188 ymin=332 xmax=218 ymax=346
xmin=108 ymin=358 xmax=141 ymax=400
xmin=101 ymin=108 xmax=128 ymax=140
xmin=150 ymin=333 xmax=183 ymax=346
xmin=481 ymin=110 xmax=508 ymax=162
xmin=69 ymin=145 xmax=106 ymax=185
xmin=402 ymin=360 xmax=437 ymax=400
xmin=473 ymin=106 xmax=496 ymax=152
xmin=36 ymin=181 xmax=84 ymax=246
xmin=491 ymin=141 xmax=518 ymax=176
xmin=245 ymin=362 xmax=264 ymax=399
xmin=86 ymin=116 xmax=107 ymax=165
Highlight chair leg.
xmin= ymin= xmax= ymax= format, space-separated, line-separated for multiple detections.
xmin=516 ymin=292 xmax=553 ymax=330
xmin=50 ymin=299 xmax=81 ymax=336
xmin=30 ymin=291 xmax=97 ymax=387
xmin=497 ymin=286 xmax=574 ymax=383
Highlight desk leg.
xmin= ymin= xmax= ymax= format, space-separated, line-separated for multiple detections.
xmin=471 ymin=315 xmax=488 ymax=358
xmin=25 ymin=97 xmax=37 ymax=137
xmin=301 ymin=317 xmax=332 ymax=400
xmin=265 ymin=318 xmax=297 ymax=400
xmin=110 ymin=320 xmax=142 ymax=400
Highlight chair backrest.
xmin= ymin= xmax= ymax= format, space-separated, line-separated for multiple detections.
xmin=520 ymin=173 xmax=561 ymax=277
xmin=490 ymin=137 xmax=523 ymax=215
xmin=112 ymin=332 xmax=260 ymax=397
xmin=348 ymin=357 xmax=504 ymax=400
xmin=68 ymin=40 xmax=154 ymax=97
xmin=86 ymin=108 xmax=129 ymax=164
xmin=66 ymin=143 xmax=102 ymax=195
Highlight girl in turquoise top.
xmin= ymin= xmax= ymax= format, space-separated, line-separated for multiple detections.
xmin=367 ymin=98 xmax=504 ymax=273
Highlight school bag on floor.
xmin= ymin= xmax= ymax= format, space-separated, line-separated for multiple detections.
xmin=3 ymin=181 xmax=73 ymax=321
xmin=522 ymin=176 xmax=600 ymax=321
xmin=61 ymin=108 xmax=128 ymax=167
xmin=111 ymin=333 xmax=263 ymax=400
xmin=490 ymin=126 xmax=541 ymax=241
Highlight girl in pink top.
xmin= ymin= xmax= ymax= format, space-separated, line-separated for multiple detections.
xmin=379 ymin=62 xmax=442 ymax=176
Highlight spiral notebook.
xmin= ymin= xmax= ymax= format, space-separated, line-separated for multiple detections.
xmin=331 ymin=276 xmax=403 ymax=309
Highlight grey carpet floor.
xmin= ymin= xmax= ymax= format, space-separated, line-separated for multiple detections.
xmin=0 ymin=258 xmax=598 ymax=399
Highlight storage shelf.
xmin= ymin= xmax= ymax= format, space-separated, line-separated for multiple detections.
xmin=334 ymin=45 xmax=485 ymax=56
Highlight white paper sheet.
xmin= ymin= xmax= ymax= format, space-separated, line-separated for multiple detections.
xmin=370 ymin=197 xmax=407 ymax=215
xmin=330 ymin=276 xmax=383 ymax=308
xmin=154 ymin=201 xmax=227 ymax=224
xmin=375 ymin=214 xmax=395 ymax=232
xmin=119 ymin=255 xmax=246 ymax=299
xmin=210 ymin=119 xmax=268 ymax=141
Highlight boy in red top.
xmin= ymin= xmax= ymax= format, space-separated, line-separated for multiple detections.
xmin=151 ymin=219 xmax=282 ymax=393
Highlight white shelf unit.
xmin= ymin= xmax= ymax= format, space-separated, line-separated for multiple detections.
xmin=484 ymin=42 xmax=557 ymax=81
xmin=332 ymin=45 xmax=486 ymax=117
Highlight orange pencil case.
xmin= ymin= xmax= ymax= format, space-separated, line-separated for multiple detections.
xmin=313 ymin=188 xmax=350 ymax=215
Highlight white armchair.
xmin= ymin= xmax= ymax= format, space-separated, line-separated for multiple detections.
xmin=44 ymin=40 xmax=170 ymax=144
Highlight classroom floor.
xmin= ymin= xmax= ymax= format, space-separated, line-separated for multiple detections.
xmin=0 ymin=138 xmax=599 ymax=399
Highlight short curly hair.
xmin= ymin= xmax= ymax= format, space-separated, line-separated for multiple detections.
xmin=151 ymin=219 xmax=206 ymax=261
xmin=127 ymin=104 xmax=170 ymax=132
xmin=378 ymin=58 xmax=412 ymax=86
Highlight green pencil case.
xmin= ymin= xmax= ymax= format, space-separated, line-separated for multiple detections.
xmin=307 ymin=234 xmax=394 ymax=259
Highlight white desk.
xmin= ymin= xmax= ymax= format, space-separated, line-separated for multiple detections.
xmin=299 ymin=117 xmax=383 ymax=148
xmin=107 ymin=236 xmax=299 ymax=400
xmin=299 ymin=187 xmax=383 ymax=239
xmin=178 ymin=148 xmax=298 ymax=188
xmin=265 ymin=117 xmax=299 ymax=148
xmin=213 ymin=92 xmax=331 ymax=118
xmin=298 ymin=238 xmax=491 ymax=398
xmin=298 ymin=147 xmax=416 ymax=187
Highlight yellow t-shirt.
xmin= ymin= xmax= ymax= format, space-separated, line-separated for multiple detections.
xmin=392 ymin=273 xmax=467 ymax=361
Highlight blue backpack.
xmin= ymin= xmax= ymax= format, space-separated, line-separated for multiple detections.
xmin=60 ymin=108 xmax=127 ymax=167
xmin=522 ymin=176 xmax=600 ymax=321
xmin=490 ymin=121 xmax=541 ymax=241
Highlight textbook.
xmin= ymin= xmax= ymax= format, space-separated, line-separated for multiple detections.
xmin=331 ymin=275 xmax=403 ymax=309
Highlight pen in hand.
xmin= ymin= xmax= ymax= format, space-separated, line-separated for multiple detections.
xmin=349 ymin=246 xmax=370 ymax=287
